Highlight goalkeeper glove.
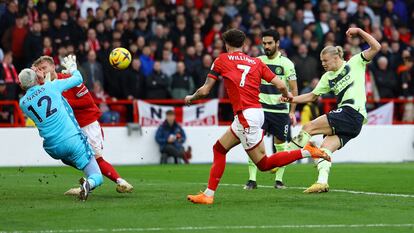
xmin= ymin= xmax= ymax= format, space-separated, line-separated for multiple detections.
xmin=62 ymin=55 xmax=78 ymax=74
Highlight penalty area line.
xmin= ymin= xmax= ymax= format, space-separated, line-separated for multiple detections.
xmin=3 ymin=223 xmax=414 ymax=233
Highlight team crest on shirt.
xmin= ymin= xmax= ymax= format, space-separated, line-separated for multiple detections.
xmin=274 ymin=66 xmax=284 ymax=75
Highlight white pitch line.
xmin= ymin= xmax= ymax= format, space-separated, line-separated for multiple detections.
xmin=218 ymin=183 xmax=414 ymax=198
xmin=3 ymin=223 xmax=414 ymax=233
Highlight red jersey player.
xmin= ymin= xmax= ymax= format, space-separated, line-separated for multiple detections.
xmin=32 ymin=56 xmax=133 ymax=194
xmin=184 ymin=29 xmax=330 ymax=204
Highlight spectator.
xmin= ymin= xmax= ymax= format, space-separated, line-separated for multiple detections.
xmin=291 ymin=44 xmax=319 ymax=91
xmin=2 ymin=15 xmax=28 ymax=71
xmin=184 ymin=46 xmax=201 ymax=77
xmin=124 ymin=58 xmax=145 ymax=99
xmin=0 ymin=79 xmax=11 ymax=123
xmin=80 ymin=0 xmax=99 ymax=19
xmin=160 ymin=49 xmax=177 ymax=78
xmin=42 ymin=36 xmax=53 ymax=57
xmin=91 ymin=80 xmax=120 ymax=124
xmin=0 ymin=52 xmax=19 ymax=100
xmin=303 ymin=0 xmax=315 ymax=25
xmin=85 ymin=28 xmax=100 ymax=52
xmin=144 ymin=61 xmax=170 ymax=99
xmin=0 ymin=1 xmax=18 ymax=39
xmin=291 ymin=9 xmax=306 ymax=35
xmin=81 ymin=49 xmax=104 ymax=90
xmin=50 ymin=16 xmax=70 ymax=48
xmin=372 ymin=56 xmax=398 ymax=98
xmin=171 ymin=61 xmax=194 ymax=99
xmin=339 ymin=0 xmax=358 ymax=15
xmin=155 ymin=110 xmax=190 ymax=164
xmin=394 ymin=50 xmax=414 ymax=122
xmin=24 ymin=21 xmax=43 ymax=67
xmin=139 ymin=46 xmax=154 ymax=77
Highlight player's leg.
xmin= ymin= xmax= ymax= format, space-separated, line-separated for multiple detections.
xmin=273 ymin=136 xmax=288 ymax=189
xmin=246 ymin=140 xmax=328 ymax=171
xmin=287 ymin=114 xmax=333 ymax=150
xmin=83 ymin=121 xmax=133 ymax=193
xmin=187 ymin=128 xmax=240 ymax=204
xmin=304 ymin=136 xmax=340 ymax=193
xmin=270 ymin=113 xmax=290 ymax=188
xmin=304 ymin=107 xmax=364 ymax=193
xmin=61 ymin=134 xmax=103 ymax=200
xmin=244 ymin=158 xmax=258 ymax=190
xmin=80 ymin=156 xmax=103 ymax=201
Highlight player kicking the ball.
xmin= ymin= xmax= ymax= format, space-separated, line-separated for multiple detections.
xmin=185 ymin=29 xmax=330 ymax=204
xmin=283 ymin=28 xmax=381 ymax=193
xmin=32 ymin=56 xmax=133 ymax=194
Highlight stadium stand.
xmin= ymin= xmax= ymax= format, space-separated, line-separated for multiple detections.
xmin=0 ymin=0 xmax=413 ymax=125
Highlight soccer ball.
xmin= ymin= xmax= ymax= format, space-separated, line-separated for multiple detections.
xmin=109 ymin=47 xmax=131 ymax=70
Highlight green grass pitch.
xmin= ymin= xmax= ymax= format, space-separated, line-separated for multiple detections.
xmin=0 ymin=163 xmax=413 ymax=233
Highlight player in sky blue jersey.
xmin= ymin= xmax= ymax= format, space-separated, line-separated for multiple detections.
xmin=18 ymin=55 xmax=102 ymax=201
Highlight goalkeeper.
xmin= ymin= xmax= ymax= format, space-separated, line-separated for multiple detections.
xmin=18 ymin=55 xmax=102 ymax=201
xmin=282 ymin=28 xmax=381 ymax=193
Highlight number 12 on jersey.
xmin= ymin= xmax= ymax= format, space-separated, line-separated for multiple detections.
xmin=237 ymin=64 xmax=251 ymax=87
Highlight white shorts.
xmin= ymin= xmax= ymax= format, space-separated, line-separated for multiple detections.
xmin=81 ymin=121 xmax=104 ymax=156
xmin=230 ymin=108 xmax=264 ymax=151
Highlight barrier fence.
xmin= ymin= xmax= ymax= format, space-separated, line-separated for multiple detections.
xmin=0 ymin=98 xmax=413 ymax=127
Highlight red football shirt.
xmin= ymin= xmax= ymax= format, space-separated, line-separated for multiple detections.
xmin=57 ymin=73 xmax=101 ymax=127
xmin=207 ymin=52 xmax=276 ymax=114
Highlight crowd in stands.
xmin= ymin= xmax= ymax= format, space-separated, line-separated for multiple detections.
xmin=0 ymin=0 xmax=413 ymax=123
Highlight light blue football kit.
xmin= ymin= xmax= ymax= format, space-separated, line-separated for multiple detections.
xmin=19 ymin=70 xmax=102 ymax=188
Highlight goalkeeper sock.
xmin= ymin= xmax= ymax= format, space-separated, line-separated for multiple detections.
xmin=205 ymin=141 xmax=227 ymax=196
xmin=316 ymin=148 xmax=332 ymax=184
xmin=247 ymin=158 xmax=257 ymax=181
xmin=274 ymin=143 xmax=287 ymax=181
xmin=287 ymin=130 xmax=311 ymax=150
xmin=96 ymin=157 xmax=121 ymax=183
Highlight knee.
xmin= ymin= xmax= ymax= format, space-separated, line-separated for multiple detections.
xmin=213 ymin=141 xmax=227 ymax=154
xmin=256 ymin=163 xmax=267 ymax=172
xmin=302 ymin=122 xmax=315 ymax=135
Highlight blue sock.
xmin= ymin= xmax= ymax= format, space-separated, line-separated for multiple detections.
xmin=82 ymin=157 xmax=103 ymax=189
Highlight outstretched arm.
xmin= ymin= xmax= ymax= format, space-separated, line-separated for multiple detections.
xmin=184 ymin=77 xmax=217 ymax=105
xmin=290 ymin=92 xmax=318 ymax=104
xmin=346 ymin=28 xmax=381 ymax=61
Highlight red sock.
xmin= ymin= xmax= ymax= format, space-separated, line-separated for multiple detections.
xmin=96 ymin=157 xmax=121 ymax=182
xmin=256 ymin=150 xmax=303 ymax=171
xmin=207 ymin=141 xmax=227 ymax=191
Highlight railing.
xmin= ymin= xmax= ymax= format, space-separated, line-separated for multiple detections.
xmin=1 ymin=97 xmax=413 ymax=127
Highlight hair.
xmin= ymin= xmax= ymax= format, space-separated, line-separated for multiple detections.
xmin=320 ymin=45 xmax=344 ymax=59
xmin=222 ymin=28 xmax=246 ymax=48
xmin=166 ymin=110 xmax=175 ymax=116
xmin=262 ymin=29 xmax=280 ymax=42
xmin=32 ymin=56 xmax=54 ymax=67
xmin=18 ymin=69 xmax=37 ymax=90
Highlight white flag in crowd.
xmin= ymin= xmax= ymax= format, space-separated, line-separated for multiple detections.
xmin=367 ymin=102 xmax=394 ymax=125
xmin=183 ymin=99 xmax=219 ymax=126
xmin=137 ymin=100 xmax=174 ymax=126
xmin=137 ymin=99 xmax=219 ymax=126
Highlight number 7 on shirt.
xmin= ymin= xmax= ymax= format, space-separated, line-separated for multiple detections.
xmin=237 ymin=64 xmax=251 ymax=87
